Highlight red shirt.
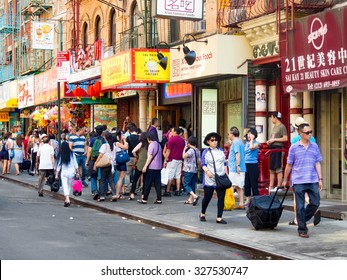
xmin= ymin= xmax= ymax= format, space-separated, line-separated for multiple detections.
xmin=167 ymin=135 xmax=185 ymax=162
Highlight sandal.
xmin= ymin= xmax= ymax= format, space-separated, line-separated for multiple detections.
xmin=137 ymin=199 xmax=147 ymax=204
xmin=128 ymin=197 xmax=135 ymax=201
xmin=184 ymin=201 xmax=192 ymax=204
xmin=110 ymin=196 xmax=118 ymax=202
xmin=192 ymin=196 xmax=200 ymax=206
xmin=289 ymin=220 xmax=297 ymax=226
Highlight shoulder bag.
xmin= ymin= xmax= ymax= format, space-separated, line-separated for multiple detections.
xmin=116 ymin=149 xmax=130 ymax=164
xmin=95 ymin=152 xmax=112 ymax=168
xmin=209 ymin=149 xmax=232 ymax=189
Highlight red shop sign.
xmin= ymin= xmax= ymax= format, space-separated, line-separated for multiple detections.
xmin=280 ymin=6 xmax=347 ymax=93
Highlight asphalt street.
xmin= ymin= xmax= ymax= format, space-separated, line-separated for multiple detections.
xmin=0 ymin=179 xmax=256 ymax=260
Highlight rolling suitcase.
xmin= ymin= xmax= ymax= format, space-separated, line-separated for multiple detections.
xmin=20 ymin=160 xmax=31 ymax=173
xmin=246 ymin=187 xmax=289 ymax=230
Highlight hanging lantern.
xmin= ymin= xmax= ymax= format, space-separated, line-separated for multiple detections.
xmin=87 ymin=85 xmax=96 ymax=96
xmin=73 ymin=86 xmax=86 ymax=97
xmin=94 ymin=81 xmax=101 ymax=94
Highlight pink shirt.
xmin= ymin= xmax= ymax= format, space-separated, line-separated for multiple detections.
xmin=148 ymin=141 xmax=162 ymax=170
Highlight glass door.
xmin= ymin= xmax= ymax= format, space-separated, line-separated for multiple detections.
xmin=329 ymin=92 xmax=342 ymax=198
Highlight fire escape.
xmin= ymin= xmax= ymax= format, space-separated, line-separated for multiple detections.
xmin=0 ymin=1 xmax=20 ymax=83
xmin=19 ymin=0 xmax=54 ymax=75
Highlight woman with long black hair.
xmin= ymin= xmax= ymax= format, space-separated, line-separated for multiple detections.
xmin=55 ymin=141 xmax=78 ymax=207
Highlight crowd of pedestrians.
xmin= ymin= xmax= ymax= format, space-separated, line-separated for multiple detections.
xmin=0 ymin=112 xmax=323 ymax=237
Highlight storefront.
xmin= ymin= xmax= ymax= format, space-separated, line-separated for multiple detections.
xmin=169 ymin=33 xmax=252 ymax=147
xmin=0 ymin=80 xmax=20 ymax=136
xmin=101 ymin=49 xmax=169 ymax=132
xmin=280 ymin=5 xmax=347 ymax=201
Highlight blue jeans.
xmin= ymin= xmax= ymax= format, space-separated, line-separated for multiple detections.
xmin=75 ymin=155 xmax=87 ymax=181
xmin=183 ymin=172 xmax=197 ymax=194
xmin=294 ymin=183 xmax=320 ymax=234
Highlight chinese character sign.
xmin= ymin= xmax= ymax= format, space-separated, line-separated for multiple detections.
xmin=280 ymin=6 xmax=347 ymax=93
xmin=154 ymin=0 xmax=203 ymax=20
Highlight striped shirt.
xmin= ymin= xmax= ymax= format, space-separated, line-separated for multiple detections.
xmin=69 ymin=134 xmax=86 ymax=156
xmin=287 ymin=141 xmax=322 ymax=184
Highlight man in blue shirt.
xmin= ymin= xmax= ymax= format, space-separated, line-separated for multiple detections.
xmin=289 ymin=117 xmax=318 ymax=226
xmin=228 ymin=127 xmax=247 ymax=209
xmin=282 ymin=123 xmax=323 ymax=238
xmin=69 ymin=126 xmax=88 ymax=187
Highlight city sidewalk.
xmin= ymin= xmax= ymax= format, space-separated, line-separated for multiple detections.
xmin=1 ymin=167 xmax=347 ymax=260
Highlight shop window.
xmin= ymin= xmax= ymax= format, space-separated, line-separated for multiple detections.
xmin=224 ymin=102 xmax=242 ymax=143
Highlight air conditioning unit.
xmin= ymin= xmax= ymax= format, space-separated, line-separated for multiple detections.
xmin=193 ymin=19 xmax=206 ymax=34
xmin=232 ymin=8 xmax=246 ymax=22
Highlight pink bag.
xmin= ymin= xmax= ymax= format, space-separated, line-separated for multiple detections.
xmin=72 ymin=179 xmax=83 ymax=196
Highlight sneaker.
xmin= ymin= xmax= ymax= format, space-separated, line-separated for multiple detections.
xmin=313 ymin=210 xmax=321 ymax=226
xmin=98 ymin=196 xmax=105 ymax=201
xmin=38 ymin=192 xmax=44 ymax=197
xmin=163 ymin=191 xmax=171 ymax=197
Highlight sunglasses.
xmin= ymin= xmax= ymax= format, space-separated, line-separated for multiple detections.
xmin=301 ymin=130 xmax=313 ymax=135
xmin=209 ymin=139 xmax=218 ymax=142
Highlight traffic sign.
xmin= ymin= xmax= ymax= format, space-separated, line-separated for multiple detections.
xmin=57 ymin=51 xmax=70 ymax=82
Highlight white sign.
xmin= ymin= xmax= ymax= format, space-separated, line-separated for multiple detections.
xmin=32 ymin=22 xmax=55 ymax=50
xmin=57 ymin=51 xmax=70 ymax=82
xmin=69 ymin=66 xmax=101 ymax=83
xmin=153 ymin=0 xmax=203 ymax=21
xmin=201 ymin=88 xmax=218 ymax=149
xmin=170 ymin=34 xmax=252 ymax=82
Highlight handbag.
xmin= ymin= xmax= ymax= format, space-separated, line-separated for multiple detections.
xmin=116 ymin=150 xmax=130 ymax=164
xmin=224 ymin=187 xmax=235 ymax=210
xmin=72 ymin=178 xmax=83 ymax=196
xmin=209 ymin=149 xmax=232 ymax=189
xmin=161 ymin=168 xmax=170 ymax=185
xmin=10 ymin=149 xmax=14 ymax=159
xmin=95 ymin=153 xmax=112 ymax=168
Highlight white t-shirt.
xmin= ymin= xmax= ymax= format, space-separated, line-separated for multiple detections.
xmin=38 ymin=143 xmax=54 ymax=170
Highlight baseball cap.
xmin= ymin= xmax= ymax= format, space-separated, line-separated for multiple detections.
xmin=40 ymin=133 xmax=48 ymax=139
xmin=95 ymin=125 xmax=104 ymax=132
xmin=272 ymin=111 xmax=282 ymax=119
xmin=293 ymin=117 xmax=308 ymax=129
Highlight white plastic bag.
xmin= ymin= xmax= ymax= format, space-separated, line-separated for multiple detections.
xmin=161 ymin=168 xmax=169 ymax=185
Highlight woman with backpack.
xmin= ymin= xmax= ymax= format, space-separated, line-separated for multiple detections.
xmin=55 ymin=141 xmax=78 ymax=207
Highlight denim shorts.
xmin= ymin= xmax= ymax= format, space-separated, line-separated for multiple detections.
xmin=116 ymin=162 xmax=127 ymax=171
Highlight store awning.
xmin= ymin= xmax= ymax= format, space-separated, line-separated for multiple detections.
xmin=0 ymin=98 xmax=18 ymax=110
xmin=69 ymin=98 xmax=115 ymax=105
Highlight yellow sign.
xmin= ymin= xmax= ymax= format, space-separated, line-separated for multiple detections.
xmin=0 ymin=98 xmax=18 ymax=110
xmin=0 ymin=112 xmax=9 ymax=122
xmin=101 ymin=51 xmax=131 ymax=89
xmin=134 ymin=50 xmax=170 ymax=82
